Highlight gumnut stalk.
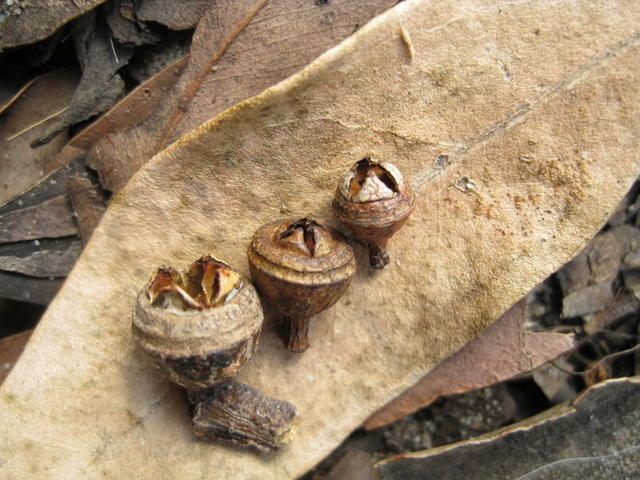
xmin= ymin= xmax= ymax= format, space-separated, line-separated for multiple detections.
xmin=132 ymin=255 xmax=263 ymax=392
xmin=332 ymin=158 xmax=415 ymax=269
xmin=247 ymin=217 xmax=356 ymax=353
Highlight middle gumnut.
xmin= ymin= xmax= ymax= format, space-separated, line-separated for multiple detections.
xmin=247 ymin=218 xmax=356 ymax=353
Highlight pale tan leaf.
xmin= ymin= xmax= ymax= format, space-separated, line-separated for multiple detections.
xmin=1 ymin=1 xmax=639 ymax=478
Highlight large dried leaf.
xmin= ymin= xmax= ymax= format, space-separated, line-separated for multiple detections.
xmin=1 ymin=0 xmax=640 ymax=478
xmin=0 ymin=69 xmax=79 ymax=204
xmin=363 ymin=299 xmax=574 ymax=430
xmin=54 ymin=0 xmax=397 ymax=192
xmin=377 ymin=376 xmax=640 ymax=479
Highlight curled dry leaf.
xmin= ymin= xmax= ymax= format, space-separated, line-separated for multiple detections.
xmin=363 ymin=299 xmax=574 ymax=430
xmin=0 ymin=0 xmax=108 ymax=49
xmin=33 ymin=17 xmax=133 ymax=148
xmin=376 ymin=376 xmax=640 ymax=479
xmin=1 ymin=0 xmax=640 ymax=478
xmin=0 ymin=69 xmax=79 ymax=204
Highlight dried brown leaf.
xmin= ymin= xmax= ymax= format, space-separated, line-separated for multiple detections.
xmin=33 ymin=17 xmax=134 ymax=148
xmin=0 ymin=239 xmax=82 ymax=277
xmin=363 ymin=299 xmax=574 ymax=430
xmin=0 ymin=0 xmax=108 ymax=49
xmin=1 ymin=1 xmax=639 ymax=478
xmin=0 ymin=196 xmax=77 ymax=243
xmin=377 ymin=377 xmax=640 ymax=479
xmin=50 ymin=56 xmax=188 ymax=171
xmin=0 ymin=69 xmax=79 ymax=204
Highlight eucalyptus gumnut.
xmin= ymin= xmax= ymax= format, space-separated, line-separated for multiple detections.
xmin=247 ymin=217 xmax=356 ymax=353
xmin=332 ymin=157 xmax=415 ymax=269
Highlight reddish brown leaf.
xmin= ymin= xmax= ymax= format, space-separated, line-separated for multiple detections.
xmin=363 ymin=299 xmax=574 ymax=430
xmin=0 ymin=330 xmax=33 ymax=385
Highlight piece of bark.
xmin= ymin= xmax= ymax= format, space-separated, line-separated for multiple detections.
xmin=0 ymin=69 xmax=79 ymax=204
xmin=51 ymin=0 xmax=397 ymax=191
xmin=0 ymin=0 xmax=108 ymax=49
xmin=33 ymin=16 xmax=133 ymax=148
xmin=376 ymin=376 xmax=640 ymax=480
xmin=66 ymin=177 xmax=107 ymax=244
xmin=1 ymin=1 xmax=639 ymax=478
xmin=0 ymin=196 xmax=77 ymax=243
xmin=0 ymin=238 xmax=82 ymax=278
xmin=0 ymin=330 xmax=33 ymax=385
xmin=532 ymin=358 xmax=578 ymax=404
xmin=556 ymin=250 xmax=590 ymax=295
xmin=137 ymin=0 xmax=209 ymax=30
xmin=363 ymin=299 xmax=573 ymax=430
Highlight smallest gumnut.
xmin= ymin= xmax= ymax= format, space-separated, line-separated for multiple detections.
xmin=332 ymin=158 xmax=415 ymax=269
xmin=247 ymin=217 xmax=356 ymax=353
xmin=132 ymin=255 xmax=263 ymax=391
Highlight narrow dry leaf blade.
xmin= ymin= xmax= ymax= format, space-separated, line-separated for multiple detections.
xmin=49 ymin=56 xmax=188 ymax=172
xmin=0 ymin=196 xmax=77 ymax=243
xmin=1 ymin=1 xmax=640 ymax=478
xmin=0 ymin=238 xmax=82 ymax=278
xmin=376 ymin=377 xmax=640 ymax=479
xmin=363 ymin=299 xmax=574 ymax=430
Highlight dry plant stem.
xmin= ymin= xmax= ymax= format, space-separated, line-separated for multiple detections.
xmin=286 ymin=315 xmax=311 ymax=353
xmin=192 ymin=380 xmax=296 ymax=454
xmin=247 ymin=218 xmax=356 ymax=352
xmin=132 ymin=255 xmax=263 ymax=390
